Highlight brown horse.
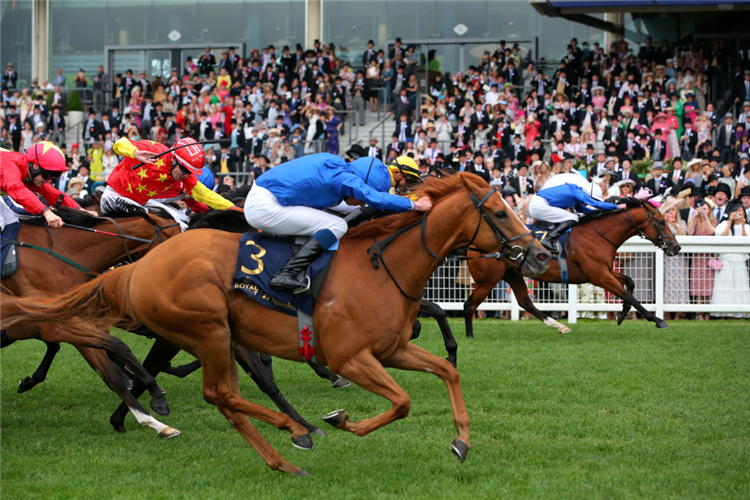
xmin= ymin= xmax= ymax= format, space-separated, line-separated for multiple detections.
xmin=462 ymin=200 xmax=681 ymax=338
xmin=1 ymin=206 xmax=182 ymax=436
xmin=2 ymin=173 xmax=550 ymax=476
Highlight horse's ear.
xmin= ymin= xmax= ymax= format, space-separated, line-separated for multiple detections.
xmin=458 ymin=172 xmax=472 ymax=190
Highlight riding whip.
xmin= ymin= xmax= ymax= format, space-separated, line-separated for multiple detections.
xmin=62 ymin=223 xmax=154 ymax=243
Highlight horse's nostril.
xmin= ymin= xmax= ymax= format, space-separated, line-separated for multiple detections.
xmin=537 ymin=253 xmax=548 ymax=261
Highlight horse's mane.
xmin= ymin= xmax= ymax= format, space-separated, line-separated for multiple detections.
xmin=189 ymin=209 xmax=255 ymax=233
xmin=345 ymin=173 xmax=469 ymax=239
xmin=19 ymin=203 xmax=172 ymax=228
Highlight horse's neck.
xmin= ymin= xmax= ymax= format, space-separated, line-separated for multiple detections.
xmin=24 ymin=219 xmax=158 ymax=271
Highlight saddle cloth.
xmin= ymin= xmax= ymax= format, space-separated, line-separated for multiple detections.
xmin=528 ymin=224 xmax=572 ymax=260
xmin=232 ymin=233 xmax=334 ymax=317
xmin=0 ymin=221 xmax=21 ymax=279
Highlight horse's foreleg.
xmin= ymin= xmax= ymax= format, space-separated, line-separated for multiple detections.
xmin=76 ymin=347 xmax=180 ymax=438
xmin=592 ymin=273 xmax=668 ymax=329
xmin=320 ymin=352 xmax=411 ymax=437
xmin=420 ymin=300 xmax=458 ymax=367
xmin=17 ymin=339 xmax=61 ymax=393
xmin=109 ymin=335 xmax=181 ymax=432
xmin=233 ymin=344 xmax=326 ymax=436
xmin=382 ymin=342 xmax=470 ymax=462
xmin=465 ymin=281 xmax=496 ymax=338
xmin=505 ymin=271 xmax=570 ymax=334
xmin=307 ymin=361 xmax=350 ymax=388
xmin=611 ymin=272 xmax=636 ymax=325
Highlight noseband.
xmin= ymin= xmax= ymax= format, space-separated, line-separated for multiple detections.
xmin=367 ymin=185 xmax=533 ymax=301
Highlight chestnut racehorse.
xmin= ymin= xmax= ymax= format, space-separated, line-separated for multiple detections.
xmin=1 ymin=173 xmax=550 ymax=476
xmin=463 ymin=199 xmax=681 ymax=338
xmin=1 ymin=206 xmax=182 ymax=436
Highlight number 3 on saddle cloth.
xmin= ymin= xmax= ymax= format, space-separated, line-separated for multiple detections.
xmin=528 ymin=223 xmax=573 ymax=283
xmin=232 ymin=233 xmax=335 ymax=364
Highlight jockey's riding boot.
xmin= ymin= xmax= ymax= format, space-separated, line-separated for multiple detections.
xmin=542 ymin=219 xmax=577 ymax=254
xmin=270 ymin=237 xmax=326 ymax=293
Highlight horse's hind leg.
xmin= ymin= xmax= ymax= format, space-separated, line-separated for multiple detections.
xmin=109 ymin=335 xmax=181 ymax=432
xmin=382 ymin=342 xmax=471 ymax=463
xmin=163 ymin=359 xmax=201 ymax=378
xmin=215 ymin=357 xmax=307 ymax=476
xmin=612 ymin=272 xmax=636 ymax=325
xmin=233 ymin=345 xmax=327 ymax=436
xmin=77 ymin=346 xmax=180 ymax=438
xmin=592 ymin=273 xmax=668 ymax=329
xmin=307 ymin=360 xmax=350 ymax=388
xmin=18 ymin=340 xmax=61 ymax=393
xmin=505 ymin=271 xmax=570 ymax=334
xmin=420 ymin=300 xmax=458 ymax=367
xmin=464 ymin=281 xmax=496 ymax=338
xmin=320 ymin=351 xmax=411 ymax=437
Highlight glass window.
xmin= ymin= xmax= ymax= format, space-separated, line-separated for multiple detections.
xmin=49 ymin=0 xmax=304 ymax=83
xmin=1 ymin=0 xmax=32 ymax=87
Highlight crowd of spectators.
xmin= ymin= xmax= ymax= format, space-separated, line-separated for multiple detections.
xmin=1 ymin=35 xmax=749 ymax=316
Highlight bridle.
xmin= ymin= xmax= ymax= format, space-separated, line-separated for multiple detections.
xmin=367 ymin=184 xmax=533 ymax=301
xmin=590 ymin=200 xmax=675 ymax=252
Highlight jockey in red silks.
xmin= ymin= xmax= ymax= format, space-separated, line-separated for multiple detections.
xmin=0 ymin=142 xmax=96 ymax=230
xmin=101 ymin=137 xmax=237 ymax=229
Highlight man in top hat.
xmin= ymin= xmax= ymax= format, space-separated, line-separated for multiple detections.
xmin=669 ymin=157 xmax=687 ymax=192
xmin=3 ymin=62 xmax=17 ymax=88
xmin=717 ymin=114 xmax=736 ymax=163
xmin=345 ymin=144 xmax=366 ymax=160
xmin=713 ymin=183 xmax=732 ymax=222
xmin=362 ymin=40 xmax=377 ymax=66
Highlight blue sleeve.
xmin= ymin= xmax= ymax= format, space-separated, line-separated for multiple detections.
xmin=338 ymin=176 xmax=414 ymax=212
xmin=572 ymin=188 xmax=618 ymax=211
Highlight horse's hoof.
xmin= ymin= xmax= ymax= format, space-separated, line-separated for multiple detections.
xmin=656 ymin=320 xmax=669 ymax=329
xmin=110 ymin=420 xmax=127 ymax=434
xmin=616 ymin=313 xmax=627 ymax=326
xmin=158 ymin=426 xmax=181 ymax=439
xmin=322 ymin=409 xmax=346 ymax=428
xmin=17 ymin=377 xmax=35 ymax=394
xmin=310 ymin=427 xmax=328 ymax=437
xmin=294 ymin=469 xmax=311 ymax=477
xmin=149 ymin=396 xmax=171 ymax=416
xmin=446 ymin=356 xmax=458 ymax=368
xmin=331 ymin=377 xmax=351 ymax=389
xmin=450 ymin=439 xmax=469 ymax=463
xmin=291 ymin=433 xmax=314 ymax=450
xmin=559 ymin=326 xmax=571 ymax=334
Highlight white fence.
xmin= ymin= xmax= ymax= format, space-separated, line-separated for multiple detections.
xmin=423 ymin=236 xmax=750 ymax=323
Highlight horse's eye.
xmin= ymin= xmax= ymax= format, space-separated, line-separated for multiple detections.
xmin=494 ymin=210 xmax=508 ymax=220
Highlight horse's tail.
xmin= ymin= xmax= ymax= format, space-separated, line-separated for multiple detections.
xmin=0 ymin=265 xmax=142 ymax=337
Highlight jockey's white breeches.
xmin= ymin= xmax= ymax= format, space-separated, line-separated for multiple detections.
xmin=100 ymin=186 xmax=190 ymax=230
xmin=528 ymin=195 xmax=578 ymax=224
xmin=244 ymin=185 xmax=348 ymax=240
xmin=0 ymin=198 xmax=19 ymax=232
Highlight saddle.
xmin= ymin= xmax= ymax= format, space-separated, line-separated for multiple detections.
xmin=528 ymin=223 xmax=573 ymax=283
xmin=0 ymin=222 xmax=21 ymax=279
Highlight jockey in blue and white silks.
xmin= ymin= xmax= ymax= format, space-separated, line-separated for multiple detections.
xmin=528 ymin=173 xmax=625 ymax=252
xmin=244 ymin=153 xmax=432 ymax=292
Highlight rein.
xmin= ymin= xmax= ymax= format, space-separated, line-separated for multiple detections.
xmin=366 ymin=185 xmax=533 ymax=302
xmin=590 ymin=203 xmax=673 ymax=251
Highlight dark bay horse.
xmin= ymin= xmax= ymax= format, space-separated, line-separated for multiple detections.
xmin=2 ymin=173 xmax=550 ymax=476
xmin=462 ymin=200 xmax=681 ymax=338
xmin=1 ymin=206 xmax=182 ymax=436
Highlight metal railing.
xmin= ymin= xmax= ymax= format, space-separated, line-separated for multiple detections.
xmin=424 ymin=236 xmax=750 ymax=322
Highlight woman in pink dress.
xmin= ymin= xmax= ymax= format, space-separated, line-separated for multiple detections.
xmin=524 ymin=113 xmax=540 ymax=149
xmin=651 ymin=111 xmax=675 ymax=158
xmin=592 ymin=86 xmax=606 ymax=109
xmin=688 ymin=204 xmax=717 ymax=320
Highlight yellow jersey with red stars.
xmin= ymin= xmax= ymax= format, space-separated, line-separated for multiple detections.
xmin=108 ymin=138 xmax=232 ymax=211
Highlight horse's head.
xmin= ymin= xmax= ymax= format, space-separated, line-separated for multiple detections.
xmin=456 ymin=173 xmax=550 ymax=276
xmin=627 ymin=199 xmax=681 ymax=256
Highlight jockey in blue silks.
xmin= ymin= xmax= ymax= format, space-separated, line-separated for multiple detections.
xmin=528 ymin=173 xmax=626 ymax=253
xmin=244 ymin=153 xmax=432 ymax=292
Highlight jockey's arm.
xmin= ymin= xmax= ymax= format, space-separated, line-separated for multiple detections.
xmin=188 ymin=181 xmax=234 ymax=211
xmin=339 ymin=177 xmax=415 ymax=212
xmin=37 ymin=183 xmax=83 ymax=211
xmin=2 ymin=179 xmax=53 ymax=215
xmin=113 ymin=137 xmax=138 ymax=159
xmin=573 ymin=189 xmax=618 ymax=213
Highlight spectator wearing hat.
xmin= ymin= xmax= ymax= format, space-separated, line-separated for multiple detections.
xmin=366 ymin=137 xmax=382 ymax=161
xmin=46 ymin=105 xmax=66 ymax=146
xmin=680 ymin=185 xmax=705 ymax=222
xmin=510 ymin=135 xmax=527 ymax=167
xmin=198 ymin=46 xmax=216 ymax=76
xmin=732 ymin=70 xmax=750 ymax=106
xmin=679 ymin=120 xmax=698 ymax=160
xmin=646 ymin=161 xmax=669 ymax=196
xmin=510 ymin=163 xmax=534 ymax=197
xmin=467 ymin=151 xmax=490 ymax=182
xmin=717 ymin=114 xmax=736 ymax=163
xmin=739 ymin=186 xmax=750 ymax=222
xmin=351 ymin=70 xmax=368 ymax=127
xmin=713 ymin=183 xmax=732 ymax=222
xmin=648 ymin=128 xmax=667 ymax=161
